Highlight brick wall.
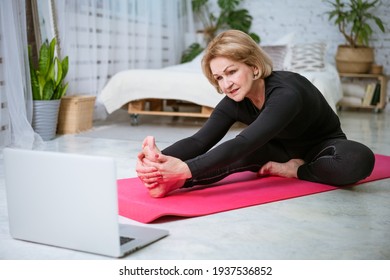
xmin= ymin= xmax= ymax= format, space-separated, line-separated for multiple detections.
xmin=243 ymin=0 xmax=390 ymax=102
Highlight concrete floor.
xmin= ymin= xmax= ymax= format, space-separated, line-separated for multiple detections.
xmin=0 ymin=109 xmax=389 ymax=260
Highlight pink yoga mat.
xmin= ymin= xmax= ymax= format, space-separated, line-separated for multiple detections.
xmin=118 ymin=154 xmax=390 ymax=223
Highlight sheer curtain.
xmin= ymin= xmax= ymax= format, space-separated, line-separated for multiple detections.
xmin=48 ymin=0 xmax=195 ymax=119
xmin=0 ymin=0 xmax=42 ymax=149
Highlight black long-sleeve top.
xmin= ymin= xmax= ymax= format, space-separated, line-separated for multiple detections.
xmin=162 ymin=71 xmax=346 ymax=178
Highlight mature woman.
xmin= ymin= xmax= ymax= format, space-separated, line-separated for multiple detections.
xmin=136 ymin=30 xmax=375 ymax=198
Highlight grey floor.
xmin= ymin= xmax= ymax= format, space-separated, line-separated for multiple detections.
xmin=0 ymin=109 xmax=389 ymax=260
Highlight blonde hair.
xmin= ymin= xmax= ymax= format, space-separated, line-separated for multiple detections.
xmin=201 ymin=30 xmax=273 ymax=93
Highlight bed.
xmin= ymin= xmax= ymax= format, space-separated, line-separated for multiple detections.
xmin=99 ymin=41 xmax=343 ymax=124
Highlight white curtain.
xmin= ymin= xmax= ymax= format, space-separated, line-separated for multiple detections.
xmin=48 ymin=0 xmax=195 ymax=119
xmin=0 ymin=0 xmax=42 ymax=149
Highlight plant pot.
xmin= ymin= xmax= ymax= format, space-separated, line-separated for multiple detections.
xmin=335 ymin=45 xmax=374 ymax=74
xmin=32 ymin=99 xmax=61 ymax=141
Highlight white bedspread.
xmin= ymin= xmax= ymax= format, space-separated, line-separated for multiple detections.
xmin=298 ymin=63 xmax=343 ymax=112
xmin=99 ymin=59 xmax=342 ymax=114
xmin=99 ymin=60 xmax=224 ymax=114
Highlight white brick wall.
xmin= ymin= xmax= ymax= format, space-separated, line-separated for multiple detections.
xmin=246 ymin=0 xmax=389 ymax=67
xmin=242 ymin=0 xmax=390 ymax=102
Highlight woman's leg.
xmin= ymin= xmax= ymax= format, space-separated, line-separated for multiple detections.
xmin=182 ymin=140 xmax=291 ymax=188
xmin=297 ymin=139 xmax=375 ymax=186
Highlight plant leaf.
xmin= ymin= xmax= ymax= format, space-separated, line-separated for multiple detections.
xmin=373 ymin=16 xmax=385 ymax=32
xmin=49 ymin=37 xmax=56 ymax=61
xmin=249 ymin=32 xmax=261 ymax=44
xmin=218 ymin=0 xmax=240 ymax=12
xmin=55 ymin=57 xmax=62 ymax=88
xmin=192 ymin=0 xmax=208 ymax=13
xmin=227 ymin=9 xmax=252 ymax=33
xmin=54 ymin=82 xmax=68 ymax=100
xmin=59 ymin=82 xmax=69 ymax=99
xmin=38 ymin=41 xmax=50 ymax=77
xmin=42 ymin=79 xmax=54 ymax=100
xmin=61 ymin=56 xmax=69 ymax=81
xmin=181 ymin=43 xmax=204 ymax=63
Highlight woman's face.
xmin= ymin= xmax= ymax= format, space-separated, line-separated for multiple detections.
xmin=210 ymin=56 xmax=258 ymax=102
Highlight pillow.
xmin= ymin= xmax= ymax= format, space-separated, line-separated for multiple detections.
xmin=287 ymin=42 xmax=327 ymax=72
xmin=261 ymin=45 xmax=288 ymax=71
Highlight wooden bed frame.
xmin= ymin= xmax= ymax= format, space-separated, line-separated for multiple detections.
xmin=127 ymin=99 xmax=213 ymax=125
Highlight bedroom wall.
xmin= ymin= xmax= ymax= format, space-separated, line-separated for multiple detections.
xmin=212 ymin=0 xmax=390 ymax=104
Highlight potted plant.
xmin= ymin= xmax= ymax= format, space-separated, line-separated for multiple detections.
xmin=181 ymin=0 xmax=260 ymax=63
xmin=326 ymin=0 xmax=385 ymax=73
xmin=29 ymin=38 xmax=69 ymax=140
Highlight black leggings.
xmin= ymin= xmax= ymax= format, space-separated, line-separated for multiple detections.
xmin=183 ymin=139 xmax=375 ymax=188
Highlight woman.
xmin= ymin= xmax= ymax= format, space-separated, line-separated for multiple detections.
xmin=136 ymin=30 xmax=375 ymax=198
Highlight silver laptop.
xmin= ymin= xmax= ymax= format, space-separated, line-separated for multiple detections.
xmin=3 ymin=148 xmax=168 ymax=258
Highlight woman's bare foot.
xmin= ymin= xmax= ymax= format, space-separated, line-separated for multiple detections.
xmin=258 ymin=159 xmax=304 ymax=178
xmin=140 ymin=136 xmax=188 ymax=198
xmin=147 ymin=179 xmax=185 ymax=198
xmin=142 ymin=136 xmax=160 ymax=161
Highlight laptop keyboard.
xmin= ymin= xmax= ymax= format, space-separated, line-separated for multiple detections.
xmin=120 ymin=236 xmax=135 ymax=245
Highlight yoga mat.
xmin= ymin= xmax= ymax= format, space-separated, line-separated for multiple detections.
xmin=118 ymin=154 xmax=390 ymax=223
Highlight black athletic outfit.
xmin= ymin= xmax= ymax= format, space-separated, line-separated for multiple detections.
xmin=162 ymin=71 xmax=375 ymax=188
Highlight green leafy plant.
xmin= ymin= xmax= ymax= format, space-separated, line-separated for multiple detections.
xmin=29 ymin=38 xmax=69 ymax=100
xmin=181 ymin=0 xmax=260 ymax=63
xmin=326 ymin=0 xmax=385 ymax=48
xmin=181 ymin=42 xmax=205 ymax=64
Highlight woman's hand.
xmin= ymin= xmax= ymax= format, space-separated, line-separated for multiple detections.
xmin=136 ymin=151 xmax=161 ymax=188
xmin=136 ymin=136 xmax=192 ymax=198
xmin=146 ymin=153 xmax=192 ymax=183
xmin=142 ymin=153 xmax=192 ymax=198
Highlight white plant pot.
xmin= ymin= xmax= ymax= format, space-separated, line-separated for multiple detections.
xmin=32 ymin=100 xmax=61 ymax=141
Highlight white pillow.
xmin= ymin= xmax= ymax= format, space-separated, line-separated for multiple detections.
xmin=288 ymin=42 xmax=327 ymax=72
xmin=261 ymin=45 xmax=288 ymax=71
xmin=261 ymin=32 xmax=296 ymax=71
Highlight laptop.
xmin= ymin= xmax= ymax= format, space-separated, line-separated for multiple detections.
xmin=3 ymin=148 xmax=168 ymax=258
